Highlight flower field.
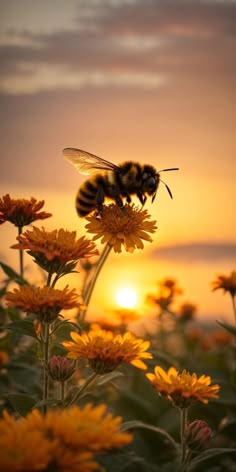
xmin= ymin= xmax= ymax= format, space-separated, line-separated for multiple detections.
xmin=0 ymin=194 xmax=236 ymax=471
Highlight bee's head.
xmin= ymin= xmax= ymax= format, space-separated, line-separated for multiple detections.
xmin=141 ymin=166 xmax=159 ymax=195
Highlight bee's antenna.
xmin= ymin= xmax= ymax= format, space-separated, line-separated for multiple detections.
xmin=155 ymin=168 xmax=179 ymax=199
xmin=159 ymin=179 xmax=173 ymax=199
xmin=158 ymin=167 xmax=179 ymax=172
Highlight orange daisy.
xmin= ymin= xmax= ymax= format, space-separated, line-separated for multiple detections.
xmin=0 ymin=405 xmax=133 ymax=472
xmin=5 ymin=285 xmax=81 ymax=323
xmin=12 ymin=227 xmax=98 ymax=274
xmin=85 ymin=203 xmax=157 ymax=253
xmin=0 ymin=194 xmax=51 ymax=227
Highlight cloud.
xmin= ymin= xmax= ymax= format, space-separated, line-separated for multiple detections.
xmin=0 ymin=63 xmax=166 ymax=94
xmin=0 ymin=0 xmax=235 ymax=94
xmin=151 ymin=243 xmax=236 ymax=262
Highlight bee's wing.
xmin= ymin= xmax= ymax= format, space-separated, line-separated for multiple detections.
xmin=63 ymin=147 xmax=120 ymax=175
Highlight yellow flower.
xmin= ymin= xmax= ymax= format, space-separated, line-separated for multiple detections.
xmin=5 ymin=285 xmax=81 ymax=323
xmin=212 ymin=271 xmax=236 ymax=297
xmin=0 ymin=405 xmax=132 ymax=471
xmin=0 ymin=194 xmax=52 ymax=227
xmin=26 ymin=404 xmax=132 ymax=453
xmin=0 ymin=410 xmax=53 ymax=471
xmin=63 ymin=329 xmax=152 ymax=373
xmin=11 ymin=226 xmax=98 ymax=274
xmin=146 ymin=366 xmax=220 ymax=408
xmin=85 ymin=203 xmax=157 ymax=253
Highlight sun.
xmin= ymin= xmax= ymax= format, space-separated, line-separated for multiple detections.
xmin=115 ymin=287 xmax=138 ymax=309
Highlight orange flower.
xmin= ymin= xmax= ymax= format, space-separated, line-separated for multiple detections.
xmin=5 ymin=285 xmax=81 ymax=322
xmin=85 ymin=203 xmax=157 ymax=253
xmin=212 ymin=271 xmax=236 ymax=297
xmin=178 ymin=302 xmax=197 ymax=321
xmin=0 ymin=194 xmax=51 ymax=227
xmin=211 ymin=329 xmax=232 ymax=346
xmin=63 ymin=329 xmax=152 ymax=373
xmin=147 ymin=278 xmax=182 ymax=310
xmin=146 ymin=366 xmax=220 ymax=408
xmin=185 ymin=326 xmax=203 ymax=343
xmin=0 ymin=405 xmax=133 ymax=472
xmin=0 ymin=410 xmax=53 ymax=471
xmin=12 ymin=227 xmax=98 ymax=274
xmin=25 ymin=404 xmax=132 ymax=453
xmin=0 ymin=350 xmax=9 ymax=366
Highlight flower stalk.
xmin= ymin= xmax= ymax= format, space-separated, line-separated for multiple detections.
xmin=231 ymin=295 xmax=236 ymax=325
xmin=179 ymin=408 xmax=188 ymax=470
xmin=69 ymin=372 xmax=98 ymax=406
xmin=60 ymin=381 xmax=65 ymax=402
xmin=79 ymin=243 xmax=112 ymax=322
xmin=18 ymin=226 xmax=24 ymax=279
xmin=42 ymin=322 xmax=50 ymax=414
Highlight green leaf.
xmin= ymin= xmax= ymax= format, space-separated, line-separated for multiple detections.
xmin=230 ymin=368 xmax=236 ymax=390
xmin=0 ymin=261 xmax=28 ymax=285
xmin=63 ymin=386 xmax=81 ymax=406
xmin=51 ymin=319 xmax=82 ymax=336
xmin=7 ymin=362 xmax=41 ymax=394
xmin=98 ymin=450 xmax=158 ymax=472
xmin=6 ymin=320 xmax=39 ymax=339
xmin=218 ymin=418 xmax=236 ymax=438
xmin=121 ymin=420 xmax=179 ymax=452
xmin=34 ymin=398 xmax=62 ymax=409
xmin=217 ymin=320 xmax=236 ymax=337
xmin=189 ymin=448 xmax=236 ymax=470
xmin=5 ymin=393 xmax=37 ymax=416
xmin=96 ymin=371 xmax=124 ymax=386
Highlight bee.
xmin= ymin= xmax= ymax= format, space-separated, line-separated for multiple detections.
xmin=63 ymin=147 xmax=179 ymax=217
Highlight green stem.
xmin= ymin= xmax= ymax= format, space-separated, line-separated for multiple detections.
xmin=18 ymin=226 xmax=24 ymax=279
xmin=60 ymin=381 xmax=65 ymax=402
xmin=79 ymin=243 xmax=112 ymax=322
xmin=179 ymin=408 xmax=188 ymax=470
xmin=51 ymin=274 xmax=59 ymax=288
xmin=69 ymin=372 xmax=98 ymax=406
xmin=46 ymin=271 xmax=53 ymax=287
xmin=42 ymin=322 xmax=50 ymax=414
xmin=231 ymin=295 xmax=236 ymax=325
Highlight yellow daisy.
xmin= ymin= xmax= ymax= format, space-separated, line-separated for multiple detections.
xmin=0 ymin=194 xmax=51 ymax=227
xmin=0 ymin=405 xmax=132 ymax=472
xmin=0 ymin=410 xmax=53 ymax=471
xmin=85 ymin=203 xmax=157 ymax=253
xmin=146 ymin=366 xmax=220 ymax=408
xmin=63 ymin=329 xmax=152 ymax=373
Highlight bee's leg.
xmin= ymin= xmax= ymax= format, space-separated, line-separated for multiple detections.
xmin=96 ymin=185 xmax=105 ymax=214
xmin=137 ymin=191 xmax=146 ymax=206
xmin=125 ymin=193 xmax=131 ymax=204
xmin=114 ymin=194 xmax=124 ymax=209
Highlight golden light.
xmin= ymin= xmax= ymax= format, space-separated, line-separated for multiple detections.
xmin=115 ymin=287 xmax=138 ymax=309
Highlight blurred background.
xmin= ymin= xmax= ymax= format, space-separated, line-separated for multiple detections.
xmin=0 ymin=0 xmax=235 ymax=321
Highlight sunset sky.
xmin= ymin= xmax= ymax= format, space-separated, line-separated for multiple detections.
xmin=0 ymin=0 xmax=235 ymax=321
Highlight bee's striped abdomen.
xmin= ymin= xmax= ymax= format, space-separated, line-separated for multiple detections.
xmin=76 ymin=178 xmax=100 ymax=217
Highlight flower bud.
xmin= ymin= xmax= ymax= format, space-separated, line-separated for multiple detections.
xmin=47 ymin=355 xmax=76 ymax=382
xmin=184 ymin=420 xmax=212 ymax=451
